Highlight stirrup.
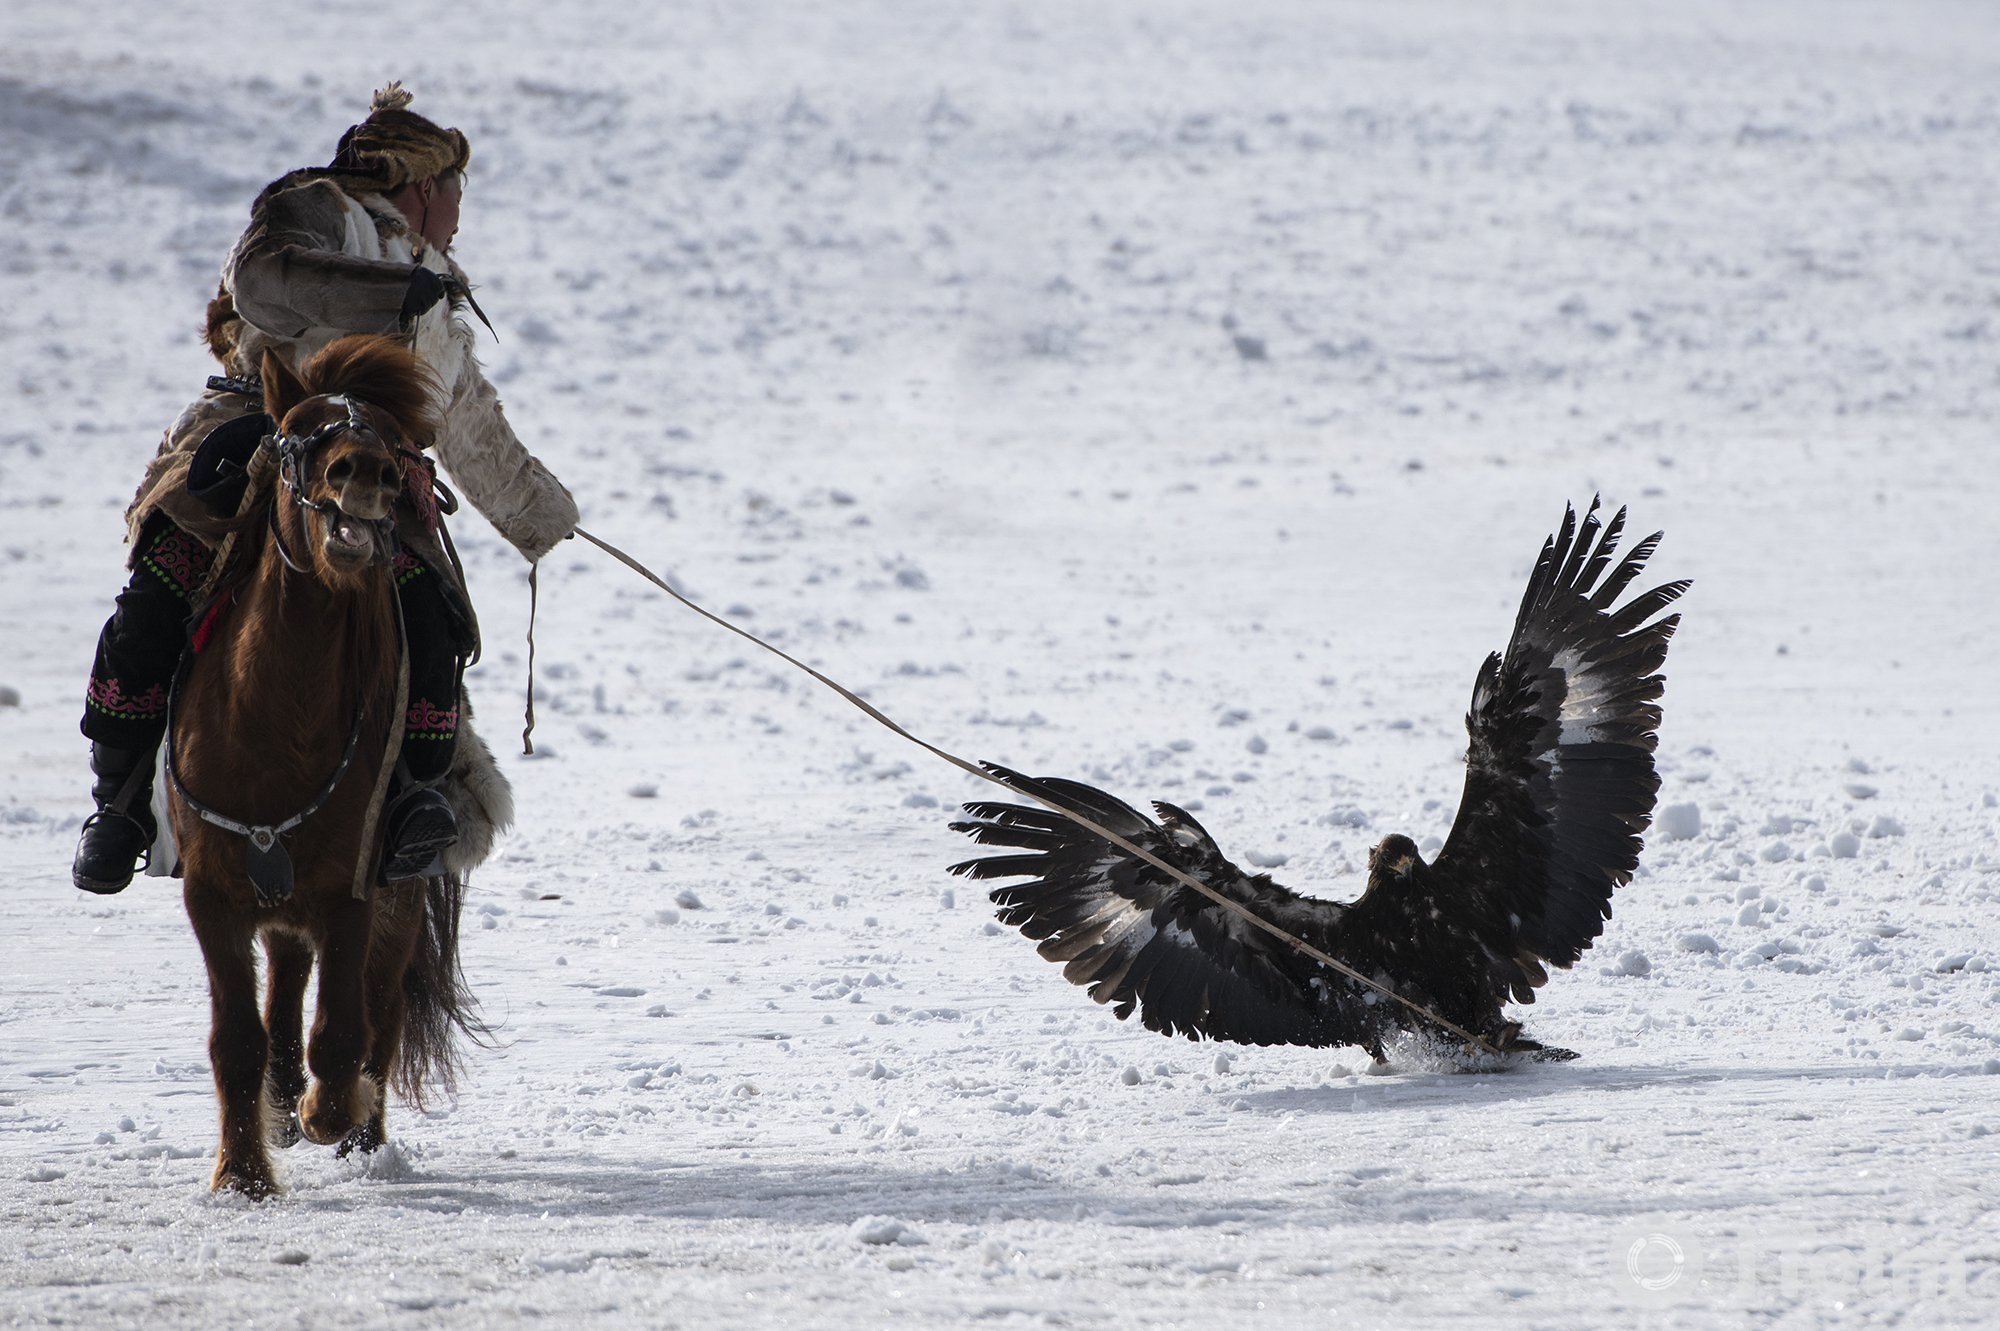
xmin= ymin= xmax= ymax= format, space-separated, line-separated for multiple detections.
xmin=382 ymin=786 xmax=456 ymax=880
xmin=72 ymin=808 xmax=154 ymax=895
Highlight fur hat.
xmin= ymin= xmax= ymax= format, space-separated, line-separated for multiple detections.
xmin=324 ymin=82 xmax=470 ymax=192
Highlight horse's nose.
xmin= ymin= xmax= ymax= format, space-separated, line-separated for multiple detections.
xmin=334 ymin=470 xmax=398 ymax=523
xmin=336 ymin=488 xmax=391 ymax=522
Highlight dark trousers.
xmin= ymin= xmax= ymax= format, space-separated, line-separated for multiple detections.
xmin=84 ymin=512 xmax=470 ymax=783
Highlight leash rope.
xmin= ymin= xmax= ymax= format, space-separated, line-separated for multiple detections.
xmin=521 ymin=564 xmax=540 ymax=754
xmin=568 ymin=525 xmax=1499 ymax=1057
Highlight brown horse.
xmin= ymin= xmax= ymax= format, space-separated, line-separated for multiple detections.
xmin=169 ymin=334 xmax=478 ymax=1197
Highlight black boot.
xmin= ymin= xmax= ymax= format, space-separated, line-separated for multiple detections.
xmin=72 ymin=743 xmax=159 ymax=894
xmin=382 ymin=784 xmax=457 ymax=881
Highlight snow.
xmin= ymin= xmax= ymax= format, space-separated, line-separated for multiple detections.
xmin=1657 ymin=801 xmax=1702 ymax=841
xmin=1602 ymin=950 xmax=1652 ymax=979
xmin=5 ymin=1 xmax=2000 ymax=1327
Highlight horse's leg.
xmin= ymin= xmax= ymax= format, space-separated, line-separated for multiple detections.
xmin=187 ymin=892 xmax=277 ymax=1197
xmin=340 ymin=881 xmax=426 ymax=1157
xmin=260 ymin=928 xmax=314 ymax=1149
xmin=297 ymin=894 xmax=379 ymax=1146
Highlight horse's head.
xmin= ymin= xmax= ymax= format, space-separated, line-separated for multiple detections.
xmin=273 ymin=395 xmax=407 ymax=575
xmin=263 ymin=336 xmax=444 ymax=585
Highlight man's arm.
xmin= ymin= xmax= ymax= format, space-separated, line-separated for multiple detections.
xmin=433 ymin=359 xmax=579 ymax=563
xmin=224 ymin=179 xmax=425 ymax=338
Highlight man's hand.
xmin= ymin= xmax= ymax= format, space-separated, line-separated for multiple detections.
xmin=398 ymin=267 xmax=449 ymax=329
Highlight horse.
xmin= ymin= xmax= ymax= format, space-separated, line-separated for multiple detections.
xmin=168 ymin=333 xmax=479 ymax=1197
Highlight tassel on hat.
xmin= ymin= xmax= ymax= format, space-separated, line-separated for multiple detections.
xmin=371 ymin=81 xmax=415 ymax=114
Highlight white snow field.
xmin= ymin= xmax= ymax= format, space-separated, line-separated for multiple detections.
xmin=4 ymin=2 xmax=1999 ymax=1326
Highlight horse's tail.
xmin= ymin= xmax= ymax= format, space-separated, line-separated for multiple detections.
xmin=393 ymin=873 xmax=492 ymax=1109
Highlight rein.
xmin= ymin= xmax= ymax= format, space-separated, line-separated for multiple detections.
xmin=267 ymin=499 xmax=311 ymax=574
xmin=567 ymin=525 xmax=1502 ymax=1058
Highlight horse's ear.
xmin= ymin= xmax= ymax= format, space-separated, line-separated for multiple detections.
xmin=260 ymin=350 xmax=307 ymax=424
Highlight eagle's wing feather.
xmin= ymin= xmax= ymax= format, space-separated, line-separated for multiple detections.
xmin=949 ymin=767 xmax=1373 ymax=1047
xmin=1433 ymin=499 xmax=1687 ymax=968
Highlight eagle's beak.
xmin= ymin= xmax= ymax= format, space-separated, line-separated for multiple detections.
xmin=1394 ymin=855 xmax=1416 ymax=878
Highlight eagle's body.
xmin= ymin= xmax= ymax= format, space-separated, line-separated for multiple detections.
xmin=949 ymin=501 xmax=1687 ymax=1062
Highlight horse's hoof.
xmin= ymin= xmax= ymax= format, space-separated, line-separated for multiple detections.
xmin=269 ymin=1109 xmax=303 ymax=1150
xmin=298 ymin=1074 xmax=380 ymax=1146
xmin=335 ymin=1118 xmax=385 ymax=1159
xmin=297 ymin=1110 xmax=343 ymax=1147
xmin=211 ymin=1157 xmax=280 ymax=1200
xmin=264 ymin=1090 xmax=304 ymax=1149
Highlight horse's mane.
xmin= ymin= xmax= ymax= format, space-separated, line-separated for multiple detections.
xmin=291 ymin=334 xmax=443 ymax=444
xmin=177 ymin=335 xmax=440 ymax=551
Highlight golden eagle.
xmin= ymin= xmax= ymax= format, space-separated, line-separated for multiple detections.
xmin=949 ymin=500 xmax=1687 ymax=1062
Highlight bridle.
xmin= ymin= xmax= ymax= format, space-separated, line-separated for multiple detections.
xmin=264 ymin=393 xmax=398 ymax=574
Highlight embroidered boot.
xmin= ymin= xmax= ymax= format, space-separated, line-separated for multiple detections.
xmin=72 ymin=743 xmax=159 ymax=894
xmin=382 ymin=783 xmax=456 ymax=881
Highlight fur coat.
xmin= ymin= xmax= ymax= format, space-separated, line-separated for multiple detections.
xmin=128 ymin=176 xmax=577 ymax=564
xmin=127 ymin=174 xmax=569 ymax=883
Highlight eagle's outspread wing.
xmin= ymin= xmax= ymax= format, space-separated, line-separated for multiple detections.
xmin=948 ymin=768 xmax=1386 ymax=1048
xmin=948 ymin=500 xmax=1685 ymax=1057
xmin=1432 ymin=498 xmax=1688 ymax=968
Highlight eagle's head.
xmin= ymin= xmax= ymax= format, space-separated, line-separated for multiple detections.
xmin=1366 ymin=834 xmax=1424 ymax=883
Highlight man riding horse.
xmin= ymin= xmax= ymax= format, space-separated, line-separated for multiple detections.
xmin=74 ymin=83 xmax=577 ymax=893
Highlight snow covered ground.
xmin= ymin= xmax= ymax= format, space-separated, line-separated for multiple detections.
xmin=4 ymin=2 xmax=1998 ymax=1325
